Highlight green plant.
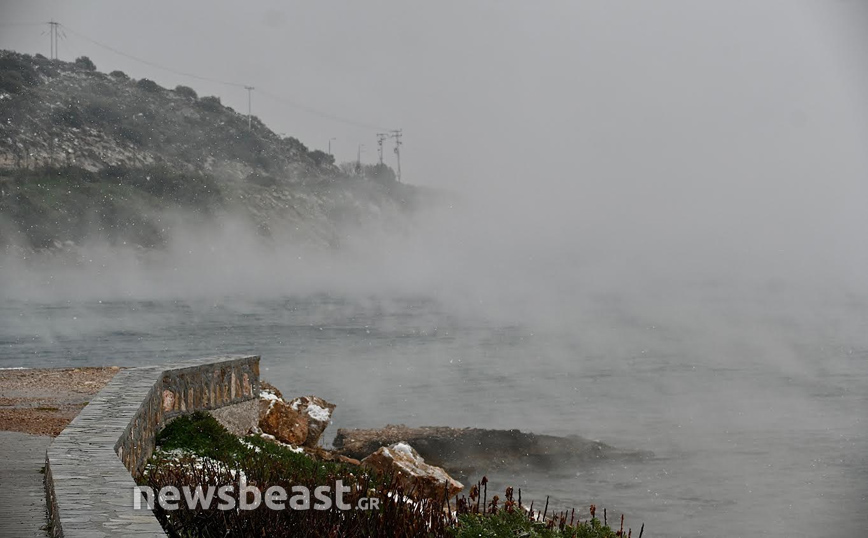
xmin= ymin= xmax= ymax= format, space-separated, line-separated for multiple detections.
xmin=136 ymin=78 xmax=162 ymax=93
xmin=174 ymin=85 xmax=197 ymax=100
xmin=50 ymin=102 xmax=84 ymax=128
xmin=142 ymin=413 xmax=636 ymax=538
xmin=74 ymin=55 xmax=97 ymax=71
xmin=362 ymin=162 xmax=397 ymax=182
xmin=109 ymin=70 xmax=129 ymax=80
xmin=83 ymin=100 xmax=122 ymax=126
xmin=0 ymin=54 xmax=38 ymax=94
xmin=196 ymin=95 xmax=223 ymax=113
xmin=308 ymin=149 xmax=335 ymax=167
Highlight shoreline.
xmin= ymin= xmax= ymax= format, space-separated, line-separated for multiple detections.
xmin=0 ymin=366 xmax=120 ymax=436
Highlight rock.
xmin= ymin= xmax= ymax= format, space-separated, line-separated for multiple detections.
xmin=335 ymin=425 xmax=626 ymax=479
xmin=258 ymin=399 xmax=308 ymax=445
xmin=260 ymin=381 xmax=283 ymax=400
xmin=337 ymin=455 xmax=360 ymax=466
xmin=257 ymin=383 xmax=283 ymax=422
xmin=361 ymin=442 xmax=463 ymax=500
xmin=288 ymin=395 xmax=335 ymax=448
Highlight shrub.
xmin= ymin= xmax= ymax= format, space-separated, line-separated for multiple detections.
xmin=50 ymin=102 xmax=84 ymax=128
xmin=0 ymin=55 xmax=38 ymax=94
xmin=282 ymin=135 xmax=309 ymax=155
xmin=120 ymin=165 xmax=221 ymax=206
xmin=136 ymin=78 xmax=162 ymax=92
xmin=173 ymin=84 xmax=197 ymax=100
xmin=196 ymin=95 xmax=223 ymax=113
xmin=246 ymin=172 xmax=277 ymax=187
xmin=83 ymin=100 xmax=122 ymax=125
xmin=308 ymin=149 xmax=335 ymax=167
xmin=74 ymin=56 xmax=96 ymax=71
xmin=115 ymin=121 xmax=151 ymax=145
xmin=142 ymin=415 xmax=631 ymax=538
xmin=363 ymin=162 xmax=396 ymax=182
xmin=109 ymin=70 xmax=129 ymax=80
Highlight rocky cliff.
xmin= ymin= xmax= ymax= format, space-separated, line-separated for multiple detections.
xmin=0 ymin=50 xmax=429 ymax=250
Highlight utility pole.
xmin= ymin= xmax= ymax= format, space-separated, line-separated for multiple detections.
xmin=356 ymin=144 xmax=365 ymax=175
xmin=244 ymin=86 xmax=255 ymax=129
xmin=328 ymin=137 xmax=336 ymax=156
xmin=376 ymin=133 xmax=388 ymax=165
xmin=390 ymin=129 xmax=403 ymax=182
xmin=46 ymin=20 xmax=60 ymax=59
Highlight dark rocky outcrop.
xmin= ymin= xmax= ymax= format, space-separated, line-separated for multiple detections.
xmin=334 ymin=425 xmax=630 ymax=479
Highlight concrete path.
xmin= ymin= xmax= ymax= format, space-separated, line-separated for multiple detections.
xmin=0 ymin=431 xmax=50 ymax=537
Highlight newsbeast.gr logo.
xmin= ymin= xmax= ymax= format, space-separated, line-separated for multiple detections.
xmin=134 ymin=478 xmax=380 ymax=511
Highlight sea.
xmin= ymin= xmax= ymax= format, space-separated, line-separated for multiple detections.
xmin=1 ymin=283 xmax=866 ymax=537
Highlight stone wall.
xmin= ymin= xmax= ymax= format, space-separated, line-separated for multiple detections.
xmin=44 ymin=355 xmax=260 ymax=538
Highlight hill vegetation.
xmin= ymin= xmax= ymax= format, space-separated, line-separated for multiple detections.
xmin=0 ymin=50 xmax=424 ymax=250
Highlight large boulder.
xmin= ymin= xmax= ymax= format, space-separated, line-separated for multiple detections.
xmin=361 ymin=442 xmax=463 ymax=500
xmin=288 ymin=395 xmax=336 ymax=448
xmin=258 ymin=399 xmax=308 ymax=446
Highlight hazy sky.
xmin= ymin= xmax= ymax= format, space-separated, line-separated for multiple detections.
xmin=2 ymin=1 xmax=867 ymax=287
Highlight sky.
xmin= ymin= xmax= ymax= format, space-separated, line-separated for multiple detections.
xmin=1 ymin=0 xmax=867 ymax=289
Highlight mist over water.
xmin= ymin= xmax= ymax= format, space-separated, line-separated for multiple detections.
xmin=2 ymin=183 xmax=868 ymax=536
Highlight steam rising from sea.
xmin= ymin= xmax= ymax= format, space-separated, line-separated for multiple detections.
xmin=1 ymin=185 xmax=867 ymax=537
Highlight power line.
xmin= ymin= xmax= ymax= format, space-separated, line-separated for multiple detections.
xmin=59 ymin=23 xmax=247 ymax=88
xmin=59 ymin=23 xmax=395 ymax=132
xmin=257 ymin=88 xmax=392 ymax=132
xmin=0 ymin=22 xmax=45 ymax=28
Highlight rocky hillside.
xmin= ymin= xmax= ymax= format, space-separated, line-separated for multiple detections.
xmin=0 ymin=50 xmax=427 ymax=250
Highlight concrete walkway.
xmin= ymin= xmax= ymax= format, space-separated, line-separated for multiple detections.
xmin=0 ymin=431 xmax=50 ymax=537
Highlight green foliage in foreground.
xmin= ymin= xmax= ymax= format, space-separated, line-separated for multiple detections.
xmin=145 ymin=413 xmax=629 ymax=538
xmin=154 ymin=412 xmax=346 ymax=483
xmin=452 ymin=511 xmax=618 ymax=538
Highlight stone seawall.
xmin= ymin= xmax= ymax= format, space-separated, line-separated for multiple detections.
xmin=44 ymin=355 xmax=260 ymax=538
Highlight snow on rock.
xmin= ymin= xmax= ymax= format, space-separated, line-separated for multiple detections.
xmin=287 ymin=395 xmax=336 ymax=448
xmin=258 ymin=399 xmax=308 ymax=446
xmin=361 ymin=442 xmax=463 ymax=500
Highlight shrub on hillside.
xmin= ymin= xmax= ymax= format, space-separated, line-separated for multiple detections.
xmin=115 ymin=165 xmax=220 ymax=206
xmin=246 ymin=172 xmax=277 ymax=187
xmin=0 ymin=55 xmax=38 ymax=94
xmin=281 ymin=135 xmax=309 ymax=156
xmin=83 ymin=100 xmax=122 ymax=126
xmin=115 ymin=121 xmax=152 ymax=145
xmin=50 ymin=102 xmax=84 ymax=128
xmin=109 ymin=70 xmax=129 ymax=80
xmin=308 ymin=149 xmax=335 ymax=167
xmin=196 ymin=95 xmax=223 ymax=113
xmin=74 ymin=56 xmax=97 ymax=71
xmin=363 ymin=162 xmax=397 ymax=182
xmin=173 ymin=85 xmax=197 ymax=100
xmin=136 ymin=78 xmax=162 ymax=93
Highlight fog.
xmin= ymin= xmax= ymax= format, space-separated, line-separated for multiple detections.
xmin=2 ymin=1 xmax=867 ymax=298
xmin=1 ymin=1 xmax=867 ymax=535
